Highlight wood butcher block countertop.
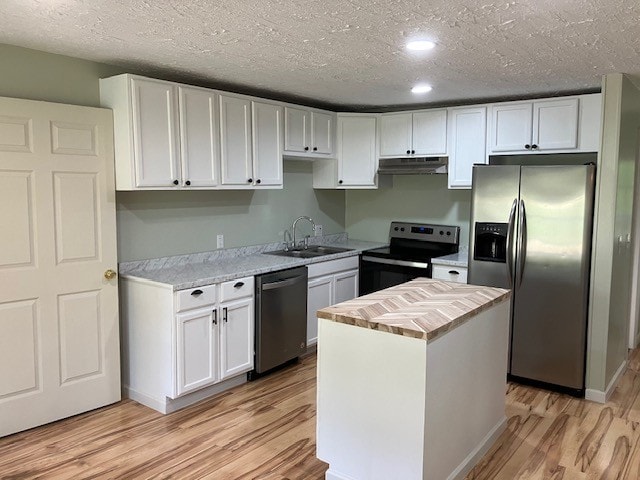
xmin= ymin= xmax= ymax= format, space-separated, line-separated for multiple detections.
xmin=317 ymin=278 xmax=510 ymax=342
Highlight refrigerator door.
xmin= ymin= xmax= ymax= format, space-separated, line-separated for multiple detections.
xmin=510 ymin=165 xmax=595 ymax=390
xmin=468 ymin=165 xmax=521 ymax=289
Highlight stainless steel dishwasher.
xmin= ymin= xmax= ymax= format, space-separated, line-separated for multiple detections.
xmin=254 ymin=266 xmax=308 ymax=375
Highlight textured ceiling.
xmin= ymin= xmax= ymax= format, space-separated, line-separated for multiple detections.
xmin=2 ymin=0 xmax=640 ymax=110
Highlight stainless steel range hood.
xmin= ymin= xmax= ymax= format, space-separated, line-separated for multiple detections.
xmin=377 ymin=157 xmax=448 ymax=175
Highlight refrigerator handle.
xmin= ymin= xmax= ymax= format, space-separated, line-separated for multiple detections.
xmin=517 ymin=199 xmax=527 ymax=287
xmin=506 ymin=198 xmax=518 ymax=287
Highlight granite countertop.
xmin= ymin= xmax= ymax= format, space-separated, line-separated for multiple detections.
xmin=317 ymin=278 xmax=509 ymax=343
xmin=118 ymin=236 xmax=386 ymax=291
xmin=431 ymin=247 xmax=469 ymax=268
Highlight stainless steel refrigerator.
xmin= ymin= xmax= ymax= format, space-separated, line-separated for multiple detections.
xmin=468 ymin=164 xmax=596 ymax=395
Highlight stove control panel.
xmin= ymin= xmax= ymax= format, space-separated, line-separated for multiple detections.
xmin=389 ymin=221 xmax=460 ymax=244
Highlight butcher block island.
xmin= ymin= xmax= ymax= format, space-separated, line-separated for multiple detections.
xmin=316 ymin=278 xmax=511 ymax=480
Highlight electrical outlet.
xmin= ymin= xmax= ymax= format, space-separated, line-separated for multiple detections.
xmin=314 ymin=225 xmax=323 ymax=237
xmin=217 ymin=234 xmax=224 ymax=249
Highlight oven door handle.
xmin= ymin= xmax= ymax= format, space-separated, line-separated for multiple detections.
xmin=361 ymin=255 xmax=430 ymax=270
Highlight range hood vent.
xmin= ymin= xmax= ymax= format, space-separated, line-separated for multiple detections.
xmin=377 ymin=157 xmax=448 ymax=175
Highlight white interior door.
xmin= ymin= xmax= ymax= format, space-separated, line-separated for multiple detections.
xmin=0 ymin=97 xmax=120 ymax=437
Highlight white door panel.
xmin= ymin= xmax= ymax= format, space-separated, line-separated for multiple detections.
xmin=0 ymin=97 xmax=119 ymax=437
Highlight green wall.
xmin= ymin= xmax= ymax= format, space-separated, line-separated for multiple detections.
xmin=0 ymin=43 xmax=123 ymax=107
xmin=117 ymin=161 xmax=345 ymax=261
xmin=345 ymin=175 xmax=472 ymax=247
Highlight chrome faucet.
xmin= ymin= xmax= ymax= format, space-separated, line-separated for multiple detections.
xmin=291 ymin=216 xmax=316 ymax=249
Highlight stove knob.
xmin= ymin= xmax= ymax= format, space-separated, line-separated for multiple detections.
xmin=446 ymin=231 xmax=451 ymax=236
xmin=439 ymin=230 xmax=444 ymax=235
xmin=394 ymin=227 xmax=399 ymax=231
xmin=400 ymin=227 xmax=405 ymax=231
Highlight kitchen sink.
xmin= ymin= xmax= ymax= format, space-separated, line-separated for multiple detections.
xmin=265 ymin=245 xmax=353 ymax=258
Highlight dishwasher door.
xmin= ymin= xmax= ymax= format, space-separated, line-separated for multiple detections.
xmin=255 ymin=266 xmax=308 ymax=374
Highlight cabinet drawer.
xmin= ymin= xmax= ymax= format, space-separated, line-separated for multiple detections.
xmin=432 ymin=265 xmax=468 ymax=284
xmin=220 ymin=276 xmax=254 ymax=301
xmin=176 ymin=284 xmax=217 ymax=312
xmin=307 ymin=255 xmax=359 ymax=279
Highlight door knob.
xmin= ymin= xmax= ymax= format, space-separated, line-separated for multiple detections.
xmin=104 ymin=269 xmax=117 ymax=280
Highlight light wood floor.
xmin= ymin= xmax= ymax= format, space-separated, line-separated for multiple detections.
xmin=2 ymin=350 xmax=640 ymax=479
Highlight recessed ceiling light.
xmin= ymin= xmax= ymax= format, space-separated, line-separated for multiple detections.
xmin=411 ymin=84 xmax=433 ymax=94
xmin=406 ymin=40 xmax=436 ymax=51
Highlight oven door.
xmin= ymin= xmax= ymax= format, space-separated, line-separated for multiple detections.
xmin=359 ymin=255 xmax=431 ymax=295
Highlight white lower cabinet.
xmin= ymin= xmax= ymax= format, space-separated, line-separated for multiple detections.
xmin=220 ymin=297 xmax=254 ymax=379
xmin=176 ymin=307 xmax=218 ymax=396
xmin=431 ymin=265 xmax=468 ymax=283
xmin=307 ymin=256 xmax=359 ymax=346
xmin=120 ymin=275 xmax=254 ymax=413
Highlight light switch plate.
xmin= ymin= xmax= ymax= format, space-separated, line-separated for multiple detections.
xmin=217 ymin=234 xmax=224 ymax=249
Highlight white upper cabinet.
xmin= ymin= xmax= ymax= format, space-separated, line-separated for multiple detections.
xmin=130 ymin=77 xmax=181 ymax=188
xmin=489 ymin=97 xmax=581 ymax=154
xmin=178 ymin=86 xmax=219 ymax=188
xmin=533 ymin=98 xmax=579 ymax=150
xmin=251 ymin=101 xmax=283 ymax=187
xmin=219 ymin=94 xmax=254 ymax=187
xmin=447 ymin=106 xmax=487 ymax=189
xmin=313 ymin=114 xmax=377 ymax=189
xmin=379 ymin=109 xmax=447 ymax=157
xmin=100 ymin=74 xmax=283 ymax=191
xmin=284 ymin=106 xmax=336 ymax=157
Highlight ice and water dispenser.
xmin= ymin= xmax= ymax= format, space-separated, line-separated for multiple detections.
xmin=473 ymin=223 xmax=508 ymax=263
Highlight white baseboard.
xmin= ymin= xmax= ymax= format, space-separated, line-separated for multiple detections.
xmin=448 ymin=417 xmax=508 ymax=480
xmin=585 ymin=359 xmax=627 ymax=404
xmin=123 ymin=374 xmax=248 ymax=414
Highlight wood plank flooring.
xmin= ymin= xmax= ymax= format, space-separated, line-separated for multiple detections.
xmin=2 ymin=350 xmax=640 ymax=479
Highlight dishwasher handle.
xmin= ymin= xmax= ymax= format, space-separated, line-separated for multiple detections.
xmin=261 ymin=275 xmax=306 ymax=291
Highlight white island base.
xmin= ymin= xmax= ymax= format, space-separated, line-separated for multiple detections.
xmin=316 ymin=300 xmax=510 ymax=480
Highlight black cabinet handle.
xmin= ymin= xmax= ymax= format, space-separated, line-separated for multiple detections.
xmin=256 ymin=179 xmax=261 ymax=184
xmin=234 ymin=282 xmax=244 ymax=288
xmin=185 ymin=180 xmax=191 ymax=186
xmin=448 ymin=270 xmax=460 ymax=275
xmin=531 ymin=144 xmax=538 ymax=150
xmin=173 ymin=179 xmax=179 ymax=185
xmin=223 ymin=307 xmax=228 ymax=323
xmin=248 ymin=178 xmax=253 ymax=183
xmin=338 ymin=180 xmax=343 ymax=185
xmin=406 ymin=150 xmax=411 ymax=154
xmin=191 ymin=289 xmax=203 ymax=296
xmin=411 ymin=150 xmax=415 ymax=154
xmin=525 ymin=144 xmax=531 ymax=150
xmin=212 ymin=310 xmax=217 ymax=325
xmin=313 ymin=147 xmax=318 ymax=151
xmin=304 ymin=146 xmax=309 ymax=151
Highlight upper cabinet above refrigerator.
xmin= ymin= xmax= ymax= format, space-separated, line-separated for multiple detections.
xmin=488 ymin=94 xmax=602 ymax=155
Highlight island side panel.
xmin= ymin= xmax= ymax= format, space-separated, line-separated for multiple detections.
xmin=424 ymin=301 xmax=510 ymax=480
xmin=316 ymin=319 xmax=428 ymax=480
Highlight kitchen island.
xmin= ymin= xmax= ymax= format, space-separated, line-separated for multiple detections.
xmin=316 ymin=278 xmax=510 ymax=480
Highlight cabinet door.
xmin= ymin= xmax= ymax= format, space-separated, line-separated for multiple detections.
xmin=533 ymin=98 xmax=579 ymax=150
xmin=337 ymin=116 xmax=377 ymax=187
xmin=307 ymin=275 xmax=334 ymax=346
xmin=412 ymin=110 xmax=447 ymax=156
xmin=489 ymin=103 xmax=532 ymax=152
xmin=334 ymin=269 xmax=359 ymax=304
xmin=130 ymin=77 xmax=180 ymax=187
xmin=178 ymin=86 xmax=219 ymax=188
xmin=379 ymin=113 xmax=412 ymax=156
xmin=448 ymin=106 xmax=487 ymax=189
xmin=220 ymin=298 xmax=254 ymax=379
xmin=219 ymin=95 xmax=253 ymax=186
xmin=284 ymin=107 xmax=310 ymax=153
xmin=312 ymin=111 xmax=334 ymax=155
xmin=176 ymin=308 xmax=218 ymax=396
xmin=252 ymin=101 xmax=283 ymax=187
